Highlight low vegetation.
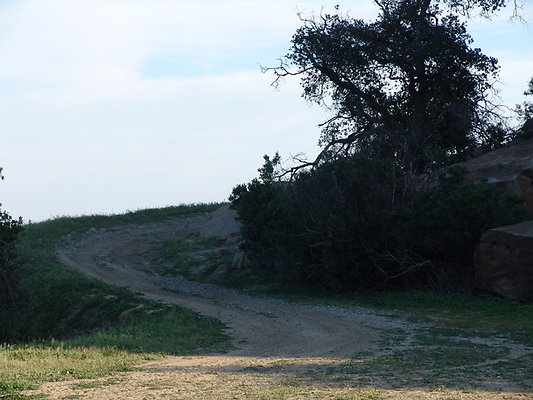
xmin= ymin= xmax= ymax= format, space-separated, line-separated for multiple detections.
xmin=154 ymin=233 xmax=231 ymax=281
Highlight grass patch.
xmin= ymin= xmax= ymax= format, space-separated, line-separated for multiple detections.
xmin=323 ymin=334 xmax=529 ymax=390
xmin=154 ymin=233 xmax=232 ymax=281
xmin=1 ymin=203 xmax=229 ymax=399
xmin=0 ymin=305 xmax=230 ymax=399
xmin=153 ymin=234 xmax=286 ymax=291
xmin=68 ymin=306 xmax=229 ymax=354
xmin=0 ymin=344 xmax=144 ymax=395
xmin=327 ymin=291 xmax=533 ymax=345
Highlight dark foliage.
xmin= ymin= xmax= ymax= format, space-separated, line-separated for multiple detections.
xmin=270 ymin=0 xmax=513 ymax=176
xmin=516 ymin=76 xmax=533 ymax=122
xmin=231 ymin=157 xmax=526 ymax=293
xmin=0 ymin=200 xmax=24 ymax=338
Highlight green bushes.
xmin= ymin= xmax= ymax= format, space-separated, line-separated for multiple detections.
xmin=230 ymin=156 xmax=527 ymax=293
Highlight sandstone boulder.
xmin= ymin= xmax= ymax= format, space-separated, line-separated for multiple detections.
xmin=474 ymin=220 xmax=533 ymax=302
xmin=458 ymin=138 xmax=533 ymax=211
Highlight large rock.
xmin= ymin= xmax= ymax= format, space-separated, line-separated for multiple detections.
xmin=458 ymin=138 xmax=533 ymax=210
xmin=474 ymin=220 xmax=533 ymax=302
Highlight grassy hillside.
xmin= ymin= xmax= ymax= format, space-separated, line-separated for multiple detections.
xmin=1 ymin=203 xmax=229 ymax=399
xmin=2 ymin=202 xmax=532 ymax=399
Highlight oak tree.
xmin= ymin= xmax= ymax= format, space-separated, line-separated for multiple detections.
xmin=270 ymin=0 xmax=515 ymax=175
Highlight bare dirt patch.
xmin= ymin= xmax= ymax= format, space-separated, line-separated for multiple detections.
xmin=26 ymin=206 xmax=532 ymax=400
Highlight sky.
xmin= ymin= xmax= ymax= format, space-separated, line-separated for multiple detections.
xmin=1 ymin=0 xmax=532 ymax=222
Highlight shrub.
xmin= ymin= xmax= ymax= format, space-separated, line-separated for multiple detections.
xmin=0 ymin=205 xmax=24 ymax=338
xmin=230 ymin=156 xmax=527 ymax=293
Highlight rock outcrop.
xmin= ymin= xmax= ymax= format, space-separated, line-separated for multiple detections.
xmin=457 ymin=137 xmax=533 ymax=211
xmin=474 ymin=220 xmax=533 ymax=302
xmin=467 ymin=121 xmax=533 ymax=301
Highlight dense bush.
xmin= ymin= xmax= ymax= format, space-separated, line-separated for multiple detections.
xmin=230 ymin=156 xmax=527 ymax=293
xmin=0 ymin=204 xmax=24 ymax=337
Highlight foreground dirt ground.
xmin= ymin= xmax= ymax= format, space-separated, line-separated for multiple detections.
xmin=27 ymin=207 xmax=532 ymax=400
xmin=30 ymin=355 xmax=533 ymax=400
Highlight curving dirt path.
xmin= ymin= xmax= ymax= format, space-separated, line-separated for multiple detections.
xmin=55 ymin=206 xmax=385 ymax=358
xmin=28 ymin=206 xmax=532 ymax=400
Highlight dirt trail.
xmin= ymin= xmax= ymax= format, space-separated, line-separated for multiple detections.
xmin=56 ymin=206 xmax=384 ymax=358
xmin=28 ymin=206 xmax=532 ymax=400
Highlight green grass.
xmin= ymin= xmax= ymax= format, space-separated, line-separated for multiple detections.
xmin=1 ymin=203 xmax=229 ymax=399
xmin=0 ymin=304 xmax=230 ymax=399
xmin=68 ymin=306 xmax=229 ymax=354
xmin=0 ymin=344 xmax=146 ymax=397
xmin=326 ymin=291 xmax=533 ymax=345
xmin=154 ymin=233 xmax=233 ymax=281
xmin=153 ymin=234 xmax=285 ymax=290
xmin=321 ymin=328 xmax=533 ymax=391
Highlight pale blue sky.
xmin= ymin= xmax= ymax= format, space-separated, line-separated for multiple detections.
xmin=1 ymin=0 xmax=532 ymax=221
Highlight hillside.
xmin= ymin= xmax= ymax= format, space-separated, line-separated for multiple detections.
xmin=3 ymin=204 xmax=530 ymax=400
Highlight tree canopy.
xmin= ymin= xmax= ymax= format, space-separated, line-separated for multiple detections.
xmin=270 ymin=0 xmax=515 ymax=176
xmin=516 ymin=76 xmax=533 ymax=122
